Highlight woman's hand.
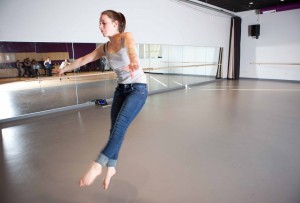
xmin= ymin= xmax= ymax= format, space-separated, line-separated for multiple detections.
xmin=129 ymin=61 xmax=139 ymax=71
xmin=123 ymin=60 xmax=139 ymax=78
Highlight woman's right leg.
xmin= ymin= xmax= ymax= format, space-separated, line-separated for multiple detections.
xmin=79 ymin=88 xmax=124 ymax=187
xmin=95 ymin=87 xmax=125 ymax=166
xmin=97 ymin=89 xmax=124 ymax=190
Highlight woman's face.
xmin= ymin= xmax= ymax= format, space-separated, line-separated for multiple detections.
xmin=99 ymin=14 xmax=118 ymax=37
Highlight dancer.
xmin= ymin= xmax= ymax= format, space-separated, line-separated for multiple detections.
xmin=59 ymin=10 xmax=147 ymax=190
xmin=59 ymin=59 xmax=70 ymax=75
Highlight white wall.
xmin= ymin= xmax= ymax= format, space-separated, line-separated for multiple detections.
xmin=0 ymin=0 xmax=231 ymax=77
xmin=238 ymin=9 xmax=300 ymax=81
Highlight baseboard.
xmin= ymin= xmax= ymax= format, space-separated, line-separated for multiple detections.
xmin=0 ymin=102 xmax=95 ymax=127
xmin=240 ymin=77 xmax=300 ymax=83
xmin=144 ymin=71 xmax=216 ymax=78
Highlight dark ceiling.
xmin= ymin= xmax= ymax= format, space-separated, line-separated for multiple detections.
xmin=197 ymin=0 xmax=300 ymax=12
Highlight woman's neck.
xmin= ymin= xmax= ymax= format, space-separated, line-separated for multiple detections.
xmin=108 ymin=33 xmax=121 ymax=44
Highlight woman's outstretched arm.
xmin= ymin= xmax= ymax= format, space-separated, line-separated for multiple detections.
xmin=59 ymin=44 xmax=105 ymax=75
xmin=124 ymin=32 xmax=139 ymax=70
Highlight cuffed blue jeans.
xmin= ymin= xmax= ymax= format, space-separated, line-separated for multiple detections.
xmin=96 ymin=83 xmax=148 ymax=167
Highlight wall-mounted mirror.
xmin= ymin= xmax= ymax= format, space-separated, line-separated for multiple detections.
xmin=0 ymin=41 xmax=222 ymax=121
xmin=71 ymin=43 xmax=117 ymax=105
xmin=140 ymin=44 xmax=220 ymax=93
xmin=0 ymin=42 xmax=76 ymax=119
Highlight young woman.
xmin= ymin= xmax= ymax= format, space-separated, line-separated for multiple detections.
xmin=59 ymin=10 xmax=148 ymax=190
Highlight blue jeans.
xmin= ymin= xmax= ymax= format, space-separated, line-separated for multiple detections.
xmin=96 ymin=83 xmax=148 ymax=167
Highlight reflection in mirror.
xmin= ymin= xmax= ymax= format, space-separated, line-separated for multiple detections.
xmin=0 ymin=42 xmax=75 ymax=120
xmin=0 ymin=41 xmax=222 ymax=121
xmin=35 ymin=42 xmax=78 ymax=113
xmin=140 ymin=44 xmax=221 ymax=93
xmin=72 ymin=43 xmax=117 ymax=104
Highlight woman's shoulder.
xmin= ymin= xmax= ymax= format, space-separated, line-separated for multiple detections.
xmin=121 ymin=32 xmax=134 ymax=39
xmin=121 ymin=32 xmax=135 ymax=47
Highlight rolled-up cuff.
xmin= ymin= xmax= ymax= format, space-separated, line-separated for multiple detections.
xmin=107 ymin=159 xmax=117 ymax=167
xmin=95 ymin=153 xmax=117 ymax=167
xmin=96 ymin=153 xmax=108 ymax=166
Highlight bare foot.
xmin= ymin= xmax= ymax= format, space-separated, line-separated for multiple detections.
xmin=103 ymin=167 xmax=116 ymax=190
xmin=79 ymin=162 xmax=102 ymax=187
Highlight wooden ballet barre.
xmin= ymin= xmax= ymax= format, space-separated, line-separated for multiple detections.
xmin=29 ymin=72 xmax=116 ymax=82
xmin=64 ymin=72 xmax=115 ymax=79
xmin=160 ymin=61 xmax=208 ymax=64
xmin=250 ymin=62 xmax=300 ymax=66
xmin=142 ymin=63 xmax=219 ymax=71
xmin=30 ymin=63 xmax=220 ymax=81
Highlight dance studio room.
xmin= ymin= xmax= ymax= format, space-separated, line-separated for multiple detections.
xmin=1 ymin=0 xmax=300 ymax=203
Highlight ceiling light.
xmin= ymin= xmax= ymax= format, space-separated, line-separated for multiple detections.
xmin=249 ymin=2 xmax=253 ymax=4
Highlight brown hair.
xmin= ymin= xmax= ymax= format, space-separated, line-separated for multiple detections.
xmin=101 ymin=10 xmax=126 ymax=33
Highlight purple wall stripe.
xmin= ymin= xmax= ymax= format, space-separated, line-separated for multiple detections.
xmin=73 ymin=43 xmax=96 ymax=59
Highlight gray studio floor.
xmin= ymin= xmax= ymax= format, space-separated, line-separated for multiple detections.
xmin=1 ymin=79 xmax=300 ymax=203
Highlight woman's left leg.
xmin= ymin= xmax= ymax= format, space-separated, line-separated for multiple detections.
xmin=100 ymin=84 xmax=147 ymax=189
xmin=80 ymin=84 xmax=147 ymax=189
xmin=79 ymin=86 xmax=124 ymax=187
xmin=99 ymin=84 xmax=148 ymax=167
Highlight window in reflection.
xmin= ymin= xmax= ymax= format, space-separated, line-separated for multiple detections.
xmin=141 ymin=44 xmax=221 ymax=92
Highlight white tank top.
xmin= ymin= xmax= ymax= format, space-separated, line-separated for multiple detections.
xmin=104 ymin=42 xmax=147 ymax=84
